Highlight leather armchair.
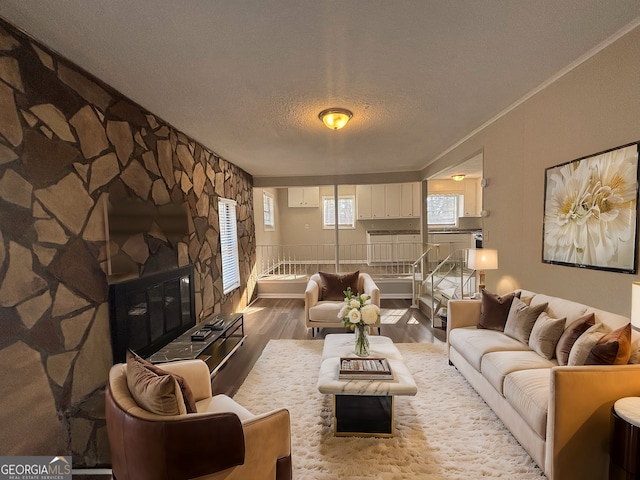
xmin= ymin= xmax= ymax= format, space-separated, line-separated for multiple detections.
xmin=304 ymin=272 xmax=381 ymax=337
xmin=106 ymin=359 xmax=292 ymax=480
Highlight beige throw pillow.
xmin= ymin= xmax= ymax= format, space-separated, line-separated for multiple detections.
xmin=127 ymin=349 xmax=198 ymax=413
xmin=126 ymin=354 xmax=187 ymax=416
xmin=528 ymin=312 xmax=566 ymax=359
xmin=555 ymin=313 xmax=596 ymax=366
xmin=503 ymin=298 xmax=548 ymax=344
xmin=567 ymin=323 xmax=608 ymax=366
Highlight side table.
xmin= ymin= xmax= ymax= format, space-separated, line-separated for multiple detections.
xmin=610 ymin=397 xmax=640 ymax=479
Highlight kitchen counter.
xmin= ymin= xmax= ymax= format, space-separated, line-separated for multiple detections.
xmin=428 ymin=228 xmax=482 ymax=234
xmin=367 ymin=230 xmax=420 ymax=235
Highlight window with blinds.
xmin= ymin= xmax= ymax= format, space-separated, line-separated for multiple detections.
xmin=218 ymin=198 xmax=240 ymax=294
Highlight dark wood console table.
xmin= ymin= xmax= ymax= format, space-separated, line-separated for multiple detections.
xmin=147 ymin=312 xmax=245 ymax=375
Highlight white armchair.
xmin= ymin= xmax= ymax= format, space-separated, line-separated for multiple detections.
xmin=106 ymin=358 xmax=292 ymax=480
xmin=305 ymin=272 xmax=381 ymax=337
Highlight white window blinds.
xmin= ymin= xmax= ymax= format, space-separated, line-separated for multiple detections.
xmin=218 ymin=198 xmax=240 ymax=294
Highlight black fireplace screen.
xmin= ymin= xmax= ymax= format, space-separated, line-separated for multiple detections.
xmin=108 ymin=265 xmax=196 ymax=363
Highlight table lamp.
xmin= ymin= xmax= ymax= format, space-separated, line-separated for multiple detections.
xmin=468 ymin=248 xmax=498 ymax=292
xmin=631 ymin=282 xmax=640 ymax=332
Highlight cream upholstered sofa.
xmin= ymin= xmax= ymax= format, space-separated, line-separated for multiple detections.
xmin=106 ymin=358 xmax=292 ymax=480
xmin=304 ymin=272 xmax=380 ymax=336
xmin=446 ymin=289 xmax=640 ymax=480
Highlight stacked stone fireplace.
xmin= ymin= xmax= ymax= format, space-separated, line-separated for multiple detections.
xmin=0 ymin=20 xmax=256 ymax=466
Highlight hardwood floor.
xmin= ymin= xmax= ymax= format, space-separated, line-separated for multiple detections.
xmin=210 ymin=297 xmax=445 ymax=396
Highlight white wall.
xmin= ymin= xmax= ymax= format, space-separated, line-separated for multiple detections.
xmin=424 ymin=26 xmax=640 ymax=316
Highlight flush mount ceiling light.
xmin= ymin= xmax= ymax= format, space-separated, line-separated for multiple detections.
xmin=451 ymin=174 xmax=465 ymax=182
xmin=318 ymin=108 xmax=353 ymax=130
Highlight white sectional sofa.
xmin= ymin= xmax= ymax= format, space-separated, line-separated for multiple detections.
xmin=446 ymin=289 xmax=640 ymax=480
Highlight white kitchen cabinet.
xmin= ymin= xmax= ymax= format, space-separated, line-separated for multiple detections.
xmin=396 ymin=234 xmax=421 ymax=261
xmin=371 ymin=185 xmax=386 ymax=218
xmin=384 ymin=184 xmax=401 ymax=217
xmin=287 ymin=187 xmax=319 ymax=207
xmin=367 ymin=234 xmax=394 ymax=263
xmin=356 ymin=185 xmax=372 ymax=219
xmin=367 ymin=233 xmax=422 ymax=264
xmin=401 ymin=182 xmax=421 ymax=217
xmin=357 ymin=182 xmax=421 ymax=219
xmin=458 ymin=179 xmax=483 ymax=217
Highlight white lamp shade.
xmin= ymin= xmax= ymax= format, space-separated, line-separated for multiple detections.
xmin=468 ymin=249 xmax=498 ymax=270
xmin=631 ymin=282 xmax=640 ymax=330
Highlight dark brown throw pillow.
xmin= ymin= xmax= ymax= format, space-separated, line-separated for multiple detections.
xmin=477 ymin=289 xmax=521 ymax=331
xmin=126 ymin=349 xmax=198 ymax=413
xmin=318 ymin=271 xmax=360 ymax=301
xmin=555 ymin=313 xmax=596 ymax=366
xmin=585 ymin=323 xmax=632 ymax=365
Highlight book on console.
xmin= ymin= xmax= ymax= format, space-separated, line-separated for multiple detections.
xmin=339 ymin=357 xmax=393 ymax=380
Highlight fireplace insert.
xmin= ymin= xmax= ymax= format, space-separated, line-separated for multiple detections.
xmin=108 ymin=265 xmax=196 ymax=363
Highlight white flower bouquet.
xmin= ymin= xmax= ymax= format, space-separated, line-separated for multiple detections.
xmin=337 ymin=287 xmax=380 ymax=356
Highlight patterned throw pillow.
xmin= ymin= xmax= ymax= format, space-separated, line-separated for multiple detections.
xmin=477 ymin=289 xmax=521 ymax=332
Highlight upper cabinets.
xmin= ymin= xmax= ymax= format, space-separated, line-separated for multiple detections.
xmin=357 ymin=183 xmax=421 ymax=219
xmin=287 ymin=187 xmax=320 ymax=207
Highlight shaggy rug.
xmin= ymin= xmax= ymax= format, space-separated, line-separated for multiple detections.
xmin=233 ymin=340 xmax=546 ymax=479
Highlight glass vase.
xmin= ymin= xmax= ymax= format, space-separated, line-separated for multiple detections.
xmin=354 ymin=324 xmax=370 ymax=357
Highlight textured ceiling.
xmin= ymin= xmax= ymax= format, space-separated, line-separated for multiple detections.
xmin=1 ymin=1 xmax=639 ymax=182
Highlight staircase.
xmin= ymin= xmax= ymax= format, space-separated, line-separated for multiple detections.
xmin=414 ymin=249 xmax=476 ymax=328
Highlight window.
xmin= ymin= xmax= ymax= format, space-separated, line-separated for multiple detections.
xmin=427 ymin=194 xmax=460 ymax=225
xmin=263 ymin=191 xmax=275 ymax=231
xmin=218 ymin=198 xmax=240 ymax=294
xmin=323 ymin=196 xmax=355 ymax=229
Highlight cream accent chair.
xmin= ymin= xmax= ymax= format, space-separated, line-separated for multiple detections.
xmin=304 ymin=272 xmax=381 ymax=337
xmin=106 ymin=359 xmax=292 ymax=480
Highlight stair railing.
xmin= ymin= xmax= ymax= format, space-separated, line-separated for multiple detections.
xmin=418 ymin=248 xmax=476 ymax=318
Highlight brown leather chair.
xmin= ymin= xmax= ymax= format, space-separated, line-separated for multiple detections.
xmin=106 ymin=359 xmax=292 ymax=480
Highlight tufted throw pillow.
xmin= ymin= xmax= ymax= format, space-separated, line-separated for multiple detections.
xmin=503 ymin=298 xmax=548 ymax=344
xmin=318 ymin=271 xmax=360 ymax=301
xmin=477 ymin=289 xmax=521 ymax=331
xmin=585 ymin=323 xmax=632 ymax=365
xmin=528 ymin=312 xmax=566 ymax=359
xmin=126 ymin=350 xmax=197 ymax=413
xmin=567 ymin=323 xmax=608 ymax=366
xmin=555 ymin=313 xmax=595 ymax=366
xmin=126 ymin=353 xmax=186 ymax=415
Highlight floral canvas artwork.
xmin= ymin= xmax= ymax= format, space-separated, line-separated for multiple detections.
xmin=543 ymin=142 xmax=640 ymax=273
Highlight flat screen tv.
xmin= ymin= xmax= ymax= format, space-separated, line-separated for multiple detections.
xmin=108 ymin=265 xmax=196 ymax=363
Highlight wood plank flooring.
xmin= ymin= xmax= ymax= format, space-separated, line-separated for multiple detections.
xmin=210 ymin=297 xmax=445 ymax=396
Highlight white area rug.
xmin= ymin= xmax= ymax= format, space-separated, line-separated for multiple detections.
xmin=233 ymin=340 xmax=545 ymax=479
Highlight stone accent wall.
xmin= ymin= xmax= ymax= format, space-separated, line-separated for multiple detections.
xmin=0 ymin=19 xmax=256 ymax=466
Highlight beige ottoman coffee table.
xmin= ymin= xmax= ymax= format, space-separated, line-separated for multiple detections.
xmin=317 ymin=333 xmax=417 ymax=437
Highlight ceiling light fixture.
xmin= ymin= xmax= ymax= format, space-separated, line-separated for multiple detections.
xmin=318 ymin=108 xmax=353 ymax=130
xmin=451 ymin=174 xmax=465 ymax=182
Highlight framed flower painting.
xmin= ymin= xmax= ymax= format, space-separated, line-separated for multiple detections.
xmin=542 ymin=141 xmax=640 ymax=274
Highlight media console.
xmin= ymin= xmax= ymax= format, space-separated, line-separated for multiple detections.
xmin=147 ymin=312 xmax=245 ymax=375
